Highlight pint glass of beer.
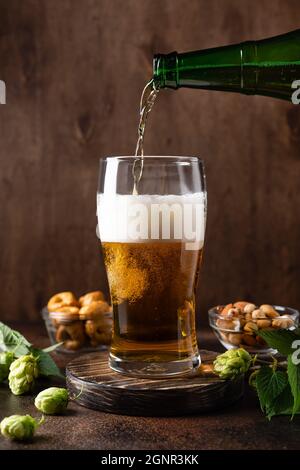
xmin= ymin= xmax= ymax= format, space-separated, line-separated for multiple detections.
xmin=97 ymin=156 xmax=206 ymax=377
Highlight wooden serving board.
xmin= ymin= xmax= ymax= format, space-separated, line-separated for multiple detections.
xmin=66 ymin=350 xmax=244 ymax=416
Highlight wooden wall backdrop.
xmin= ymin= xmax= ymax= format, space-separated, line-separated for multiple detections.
xmin=0 ymin=0 xmax=300 ymax=326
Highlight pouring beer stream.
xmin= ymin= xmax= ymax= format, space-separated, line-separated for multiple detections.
xmin=132 ymin=79 xmax=159 ymax=195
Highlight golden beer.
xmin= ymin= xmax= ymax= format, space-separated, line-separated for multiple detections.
xmin=98 ymin=156 xmax=206 ymax=377
xmin=102 ymin=241 xmax=202 ymax=366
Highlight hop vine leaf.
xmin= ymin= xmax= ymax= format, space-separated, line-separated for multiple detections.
xmin=0 ymin=323 xmax=63 ymax=380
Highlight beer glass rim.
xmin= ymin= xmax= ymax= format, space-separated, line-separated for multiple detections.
xmin=100 ymin=156 xmax=203 ymax=164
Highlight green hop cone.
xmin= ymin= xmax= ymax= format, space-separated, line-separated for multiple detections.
xmin=0 ymin=414 xmax=42 ymax=441
xmin=35 ymin=387 xmax=69 ymax=415
xmin=213 ymin=348 xmax=252 ymax=379
xmin=8 ymin=354 xmax=39 ymax=395
xmin=0 ymin=352 xmax=15 ymax=383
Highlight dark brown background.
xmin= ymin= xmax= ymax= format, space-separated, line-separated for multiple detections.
xmin=0 ymin=0 xmax=300 ymax=325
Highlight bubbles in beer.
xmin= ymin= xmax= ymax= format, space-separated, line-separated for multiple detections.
xmin=103 ymin=242 xmax=199 ymax=306
xmin=103 ymin=242 xmax=150 ymax=304
xmin=132 ymin=79 xmax=159 ymax=194
xmin=98 ymin=193 xmax=205 ymax=359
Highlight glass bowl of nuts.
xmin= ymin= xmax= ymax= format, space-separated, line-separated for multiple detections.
xmin=209 ymin=301 xmax=299 ymax=354
xmin=42 ymin=290 xmax=112 ymax=354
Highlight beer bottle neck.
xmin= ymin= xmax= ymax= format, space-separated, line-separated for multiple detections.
xmin=153 ymin=43 xmax=247 ymax=91
xmin=153 ymin=29 xmax=300 ymax=101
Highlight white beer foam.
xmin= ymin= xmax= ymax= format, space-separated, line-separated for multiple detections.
xmin=97 ymin=193 xmax=206 ymax=248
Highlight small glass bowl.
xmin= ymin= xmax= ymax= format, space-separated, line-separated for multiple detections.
xmin=208 ymin=305 xmax=299 ymax=354
xmin=41 ymin=307 xmax=113 ymax=354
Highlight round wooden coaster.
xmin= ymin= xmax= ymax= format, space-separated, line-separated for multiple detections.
xmin=66 ymin=350 xmax=244 ymax=416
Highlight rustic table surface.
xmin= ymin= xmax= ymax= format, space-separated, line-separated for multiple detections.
xmin=1 ymin=324 xmax=300 ymax=451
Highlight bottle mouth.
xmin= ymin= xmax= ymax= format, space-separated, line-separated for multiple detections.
xmin=153 ymin=54 xmax=164 ymax=88
xmin=153 ymin=52 xmax=178 ymax=89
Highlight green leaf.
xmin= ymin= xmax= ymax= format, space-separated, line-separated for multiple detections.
xmin=0 ymin=322 xmax=31 ymax=356
xmin=258 ymin=329 xmax=298 ymax=356
xmin=0 ymin=322 xmax=64 ymax=379
xmin=266 ymin=383 xmax=295 ymax=419
xmin=287 ymin=356 xmax=300 ymax=417
xmin=256 ymin=366 xmax=288 ymax=412
xmin=42 ymin=343 xmax=63 ymax=353
xmin=31 ymin=349 xmax=65 ymax=379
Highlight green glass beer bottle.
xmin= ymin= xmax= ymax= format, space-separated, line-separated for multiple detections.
xmin=153 ymin=29 xmax=300 ymax=102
